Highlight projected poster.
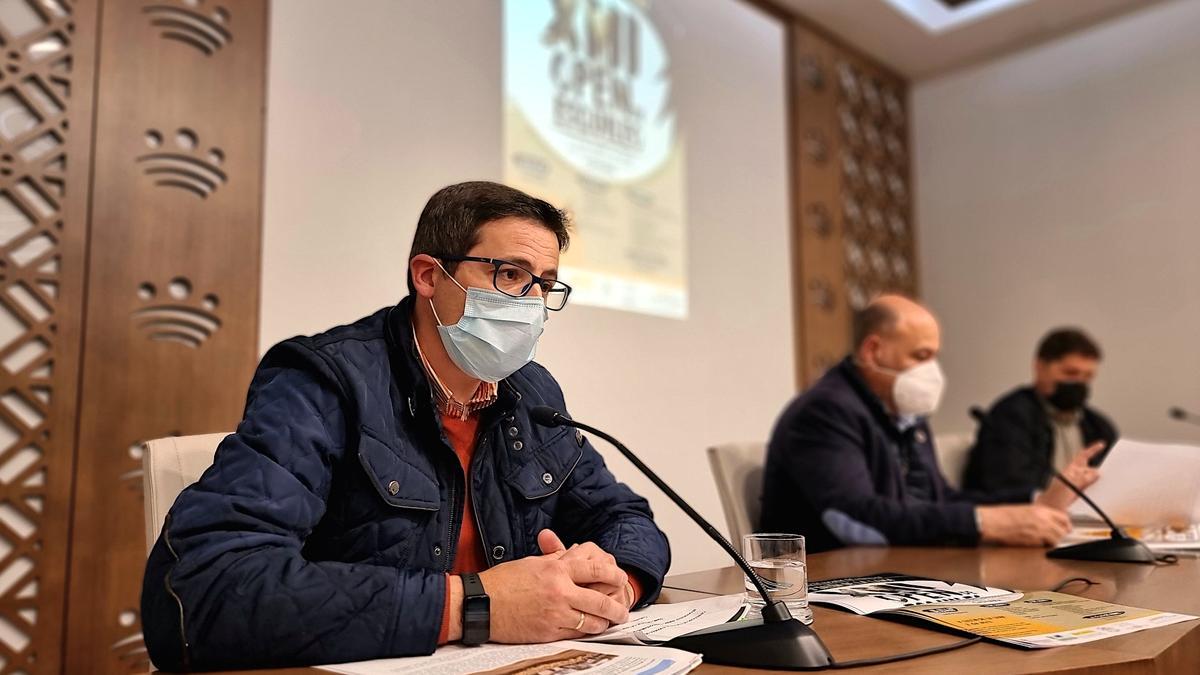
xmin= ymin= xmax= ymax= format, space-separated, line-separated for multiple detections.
xmin=504 ymin=0 xmax=687 ymax=319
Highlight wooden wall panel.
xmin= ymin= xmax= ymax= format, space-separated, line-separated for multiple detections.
xmin=0 ymin=0 xmax=97 ymax=671
xmin=63 ymin=0 xmax=267 ymax=671
xmin=790 ymin=21 xmax=916 ymax=386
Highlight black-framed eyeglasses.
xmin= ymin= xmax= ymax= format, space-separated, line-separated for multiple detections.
xmin=439 ymin=255 xmax=573 ymax=311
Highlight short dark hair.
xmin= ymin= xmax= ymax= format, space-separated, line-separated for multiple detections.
xmin=852 ymin=301 xmax=899 ymax=348
xmin=1036 ymin=328 xmax=1102 ymax=362
xmin=406 ymin=181 xmax=570 ymax=295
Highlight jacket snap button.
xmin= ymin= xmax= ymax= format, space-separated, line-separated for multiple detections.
xmin=542 ymin=472 xmax=553 ymax=484
xmin=513 ymin=441 xmax=524 ymax=451
xmin=387 ymin=480 xmax=400 ymax=495
xmin=508 ymin=426 xmax=519 ymax=437
xmin=433 ymin=545 xmax=442 ymax=557
xmin=492 ymin=545 xmax=505 ymax=560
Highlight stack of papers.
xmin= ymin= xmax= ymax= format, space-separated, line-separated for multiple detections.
xmin=320 ymin=642 xmax=701 ymax=675
xmin=1063 ymin=523 xmax=1200 ymax=551
xmin=808 ymin=573 xmax=1198 ymax=649
xmin=318 ymin=595 xmax=747 ymax=674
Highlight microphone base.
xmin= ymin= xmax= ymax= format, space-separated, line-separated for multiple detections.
xmin=1047 ymin=534 xmax=1157 ymax=563
xmin=663 ymin=617 xmax=834 ymax=670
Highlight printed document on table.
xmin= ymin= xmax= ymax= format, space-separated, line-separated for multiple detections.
xmin=888 ymin=591 xmax=1198 ymax=648
xmin=317 ymin=641 xmax=701 ymax=675
xmin=808 ymin=573 xmax=1021 ymax=615
xmin=314 ymin=596 xmax=745 ymax=673
xmin=1064 ymin=523 xmax=1200 ymax=551
xmin=580 ymin=593 xmax=747 ymax=645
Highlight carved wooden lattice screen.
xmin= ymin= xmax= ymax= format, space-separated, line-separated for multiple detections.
xmin=790 ymin=21 xmax=916 ymax=386
xmin=0 ymin=0 xmax=267 ymax=672
xmin=0 ymin=0 xmax=97 ymax=672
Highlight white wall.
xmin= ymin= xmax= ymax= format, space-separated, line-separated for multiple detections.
xmin=263 ymin=1 xmax=793 ymax=574
xmin=914 ymin=0 xmax=1200 ymax=452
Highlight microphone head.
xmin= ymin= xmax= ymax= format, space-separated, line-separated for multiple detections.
xmin=1169 ymin=407 xmax=1187 ymax=420
xmin=529 ymin=405 xmax=564 ymax=427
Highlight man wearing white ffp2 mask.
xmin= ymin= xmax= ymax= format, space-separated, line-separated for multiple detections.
xmin=761 ymin=294 xmax=1087 ymax=555
xmin=863 ymin=357 xmax=945 ymax=418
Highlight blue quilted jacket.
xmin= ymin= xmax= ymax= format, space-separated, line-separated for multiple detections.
xmin=141 ymin=298 xmax=671 ymax=670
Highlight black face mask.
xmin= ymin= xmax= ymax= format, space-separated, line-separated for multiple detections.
xmin=1047 ymin=381 xmax=1089 ymax=412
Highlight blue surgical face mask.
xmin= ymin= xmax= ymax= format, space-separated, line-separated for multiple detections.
xmin=430 ymin=266 xmax=547 ymax=383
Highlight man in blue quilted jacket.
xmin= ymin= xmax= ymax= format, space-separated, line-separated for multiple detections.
xmin=141 ymin=181 xmax=671 ymax=670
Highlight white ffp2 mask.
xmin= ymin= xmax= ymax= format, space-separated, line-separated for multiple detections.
xmin=890 ymin=359 xmax=945 ymax=417
xmin=868 ymin=358 xmax=945 ymax=417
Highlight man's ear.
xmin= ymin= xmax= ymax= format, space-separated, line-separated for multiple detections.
xmin=410 ymin=254 xmax=442 ymax=299
xmin=857 ymin=335 xmax=880 ymax=367
xmin=1033 ymin=358 xmax=1052 ymax=385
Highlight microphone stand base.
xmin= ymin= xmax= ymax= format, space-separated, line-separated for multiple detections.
xmin=1047 ymin=535 xmax=1157 ymax=563
xmin=663 ymin=617 xmax=834 ymax=670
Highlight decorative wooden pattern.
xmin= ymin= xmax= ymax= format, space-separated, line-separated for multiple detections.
xmin=789 ymin=22 xmax=916 ymax=386
xmin=61 ymin=0 xmax=267 ymax=672
xmin=0 ymin=0 xmax=97 ymax=671
xmin=138 ymin=127 xmax=227 ymax=198
xmin=134 ymin=277 xmax=222 ymax=348
xmin=143 ymin=1 xmax=232 ymax=56
xmin=835 ymin=56 xmax=916 ymax=312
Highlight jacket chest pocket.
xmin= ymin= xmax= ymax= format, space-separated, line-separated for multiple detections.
xmin=502 ymin=427 xmax=584 ymax=534
xmin=346 ymin=425 xmax=441 ymax=563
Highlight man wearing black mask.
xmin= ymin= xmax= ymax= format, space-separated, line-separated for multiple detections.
xmin=963 ymin=328 xmax=1117 ymax=496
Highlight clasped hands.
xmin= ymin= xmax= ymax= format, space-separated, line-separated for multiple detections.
xmin=448 ymin=529 xmax=637 ymax=643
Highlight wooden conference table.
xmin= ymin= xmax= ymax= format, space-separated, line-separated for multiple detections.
xmin=219 ymin=546 xmax=1200 ymax=674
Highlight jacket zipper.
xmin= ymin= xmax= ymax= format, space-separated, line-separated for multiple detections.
xmin=470 ymin=434 xmax=493 ymax=567
xmin=161 ymin=516 xmax=191 ymax=670
xmin=443 ymin=473 xmax=459 ymax=572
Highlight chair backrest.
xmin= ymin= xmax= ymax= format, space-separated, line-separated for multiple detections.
xmin=142 ymin=432 xmax=229 ymax=553
xmin=706 ymin=442 xmax=767 ymax=547
xmin=934 ymin=431 xmax=976 ymax=490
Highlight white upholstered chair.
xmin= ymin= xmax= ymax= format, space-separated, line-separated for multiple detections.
xmin=142 ymin=432 xmax=229 ymax=554
xmin=706 ymin=442 xmax=767 ymax=546
xmin=934 ymin=431 xmax=976 ymax=490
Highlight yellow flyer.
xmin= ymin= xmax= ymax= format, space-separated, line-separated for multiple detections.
xmin=891 ymin=591 xmax=1197 ymax=648
xmin=810 ymin=575 xmax=1197 ymax=649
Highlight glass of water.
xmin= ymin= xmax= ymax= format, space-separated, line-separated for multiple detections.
xmin=742 ymin=532 xmax=813 ymax=624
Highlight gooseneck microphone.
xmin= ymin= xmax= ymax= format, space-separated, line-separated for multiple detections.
xmin=1168 ymin=406 xmax=1200 ymax=427
xmin=529 ymin=405 xmax=835 ymax=669
xmin=1043 ymin=471 xmax=1156 ymax=564
xmin=968 ymin=406 xmax=1155 ymax=563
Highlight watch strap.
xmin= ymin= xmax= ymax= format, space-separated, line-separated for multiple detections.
xmin=460 ymin=573 xmax=490 ymax=645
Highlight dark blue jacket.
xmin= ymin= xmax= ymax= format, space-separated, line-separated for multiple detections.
xmin=963 ymin=386 xmax=1117 ymax=496
xmin=760 ymin=357 xmax=1028 ymax=553
xmin=141 ymin=298 xmax=670 ymax=670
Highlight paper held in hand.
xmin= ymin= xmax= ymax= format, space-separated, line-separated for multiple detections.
xmin=1067 ymin=439 xmax=1200 ymax=527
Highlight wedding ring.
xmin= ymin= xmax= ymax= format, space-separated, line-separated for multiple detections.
xmin=574 ymin=611 xmax=586 ymax=631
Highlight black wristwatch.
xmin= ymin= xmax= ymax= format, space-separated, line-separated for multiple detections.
xmin=460 ymin=572 xmax=490 ymax=646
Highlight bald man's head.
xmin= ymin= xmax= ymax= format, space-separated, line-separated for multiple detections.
xmin=853 ymin=294 xmax=942 ymax=412
xmin=853 ymin=295 xmax=938 ymax=350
